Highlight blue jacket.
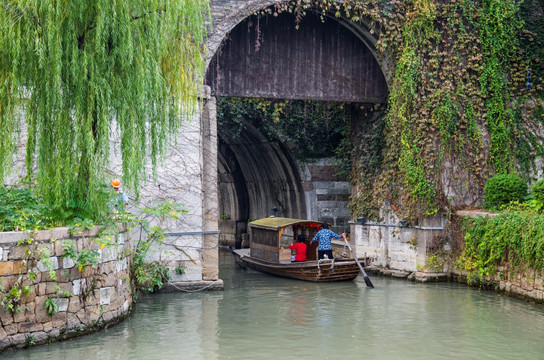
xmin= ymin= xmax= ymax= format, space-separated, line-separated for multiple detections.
xmin=311 ymin=229 xmax=342 ymax=251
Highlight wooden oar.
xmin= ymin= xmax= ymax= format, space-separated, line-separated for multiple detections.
xmin=343 ymin=237 xmax=374 ymax=288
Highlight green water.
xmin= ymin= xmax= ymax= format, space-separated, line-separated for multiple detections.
xmin=4 ymin=248 xmax=544 ymax=359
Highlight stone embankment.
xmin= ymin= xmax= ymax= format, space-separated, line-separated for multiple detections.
xmin=0 ymin=226 xmax=133 ymax=352
xmin=363 ymin=209 xmax=544 ymax=304
xmin=365 ymin=265 xmax=544 ymax=303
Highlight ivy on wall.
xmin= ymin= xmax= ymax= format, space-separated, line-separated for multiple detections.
xmin=458 ymin=210 xmax=544 ymax=283
xmin=264 ymin=0 xmax=544 ymax=220
xmin=519 ymin=0 xmax=544 ymax=93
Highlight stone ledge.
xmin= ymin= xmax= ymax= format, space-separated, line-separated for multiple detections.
xmin=0 ymin=224 xmax=128 ymax=245
xmin=365 ymin=266 xmax=450 ymax=282
xmin=368 ymin=266 xmax=544 ymax=303
xmin=409 ymin=272 xmax=450 ymax=282
xmin=455 ymin=210 xmax=499 ymax=219
xmin=155 ymin=280 xmax=224 ymax=293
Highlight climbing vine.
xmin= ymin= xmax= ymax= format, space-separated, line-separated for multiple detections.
xmin=262 ymin=0 xmax=544 ymax=220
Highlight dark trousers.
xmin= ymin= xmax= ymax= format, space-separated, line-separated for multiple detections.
xmin=318 ymin=250 xmax=333 ymax=260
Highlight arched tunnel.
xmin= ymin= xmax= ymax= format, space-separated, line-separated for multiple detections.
xmin=217 ymin=116 xmax=307 ymax=246
xmin=206 ymin=9 xmax=388 ymax=247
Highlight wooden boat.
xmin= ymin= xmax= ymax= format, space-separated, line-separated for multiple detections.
xmin=232 ymin=217 xmax=365 ymax=282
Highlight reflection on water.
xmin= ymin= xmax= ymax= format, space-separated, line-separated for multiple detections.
xmin=5 ymin=248 xmax=544 ymax=359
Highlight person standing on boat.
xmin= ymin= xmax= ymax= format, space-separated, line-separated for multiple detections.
xmin=289 ymin=235 xmax=308 ymax=262
xmin=311 ymin=222 xmax=344 ymax=260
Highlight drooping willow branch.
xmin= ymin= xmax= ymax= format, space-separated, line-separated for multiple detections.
xmin=0 ymin=0 xmax=210 ymax=221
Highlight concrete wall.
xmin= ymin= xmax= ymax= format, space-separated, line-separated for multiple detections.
xmin=0 ymin=227 xmax=133 ymax=352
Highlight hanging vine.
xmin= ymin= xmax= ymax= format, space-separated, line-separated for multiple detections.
xmin=0 ymin=0 xmax=210 ymax=221
xmin=261 ymin=0 xmax=544 ymax=220
xmin=217 ymin=97 xmax=351 ymax=162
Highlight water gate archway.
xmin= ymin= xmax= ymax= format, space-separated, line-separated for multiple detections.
xmin=205 ymin=5 xmax=388 ymax=247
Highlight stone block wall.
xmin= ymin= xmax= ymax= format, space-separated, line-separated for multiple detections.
xmin=351 ymin=212 xmax=446 ymax=272
xmin=452 ymin=267 xmax=544 ymax=303
xmin=451 ymin=210 xmax=544 ymax=303
xmin=0 ymin=227 xmax=133 ymax=352
xmin=302 ymin=158 xmax=350 ymax=229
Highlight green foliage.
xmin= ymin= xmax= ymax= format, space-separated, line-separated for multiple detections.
xmin=0 ymin=276 xmax=31 ymax=314
xmin=55 ymin=285 xmax=74 ymax=298
xmin=130 ymin=201 xmax=186 ymax=293
xmin=0 ymin=0 xmax=210 ymax=222
xmin=424 ymin=250 xmax=447 ymax=272
xmin=132 ymin=257 xmax=171 ymax=293
xmin=25 ymin=334 xmax=36 ymax=346
xmin=33 ymin=247 xmax=58 ymax=281
xmin=0 ymin=184 xmax=126 ymax=231
xmin=457 ymin=210 xmax=544 ymax=281
xmin=484 ymin=173 xmax=528 ymax=208
xmin=217 ymin=97 xmax=350 ymax=162
xmin=264 ymin=0 xmax=543 ymax=218
xmin=348 ymin=106 xmax=387 ymax=220
xmin=62 ymin=240 xmax=100 ymax=272
xmin=531 ymin=178 xmax=544 ymax=203
xmin=44 ymin=297 xmax=59 ymax=317
xmin=519 ymin=0 xmax=544 ymax=95
xmin=0 ymin=186 xmax=56 ymax=231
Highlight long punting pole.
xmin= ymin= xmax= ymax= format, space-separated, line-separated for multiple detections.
xmin=344 ymin=237 xmax=374 ymax=288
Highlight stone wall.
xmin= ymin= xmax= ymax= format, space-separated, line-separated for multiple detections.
xmin=452 ymin=268 xmax=544 ymax=303
xmin=351 ymin=212 xmax=446 ymax=272
xmin=103 ymin=87 xmax=220 ymax=288
xmin=354 ymin=209 xmax=544 ymax=303
xmin=302 ymin=158 xmax=351 ymax=230
xmin=451 ymin=210 xmax=544 ymax=303
xmin=0 ymin=227 xmax=133 ymax=352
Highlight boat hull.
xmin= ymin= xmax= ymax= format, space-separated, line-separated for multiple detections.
xmin=232 ymin=249 xmax=362 ymax=282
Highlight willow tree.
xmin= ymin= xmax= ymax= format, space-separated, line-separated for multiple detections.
xmin=0 ymin=0 xmax=209 ymax=219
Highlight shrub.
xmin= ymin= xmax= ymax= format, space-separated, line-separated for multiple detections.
xmin=531 ymin=178 xmax=544 ymax=203
xmin=483 ymin=173 xmax=528 ymax=208
xmin=0 ymin=186 xmax=52 ymax=231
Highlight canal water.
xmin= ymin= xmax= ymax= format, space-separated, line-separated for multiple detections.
xmin=5 ymin=248 xmax=544 ymax=360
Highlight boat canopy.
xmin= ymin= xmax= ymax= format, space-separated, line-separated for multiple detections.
xmin=249 ymin=217 xmax=322 ymax=231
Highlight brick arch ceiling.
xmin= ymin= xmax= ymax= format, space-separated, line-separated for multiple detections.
xmin=206 ymin=0 xmax=387 ymax=80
